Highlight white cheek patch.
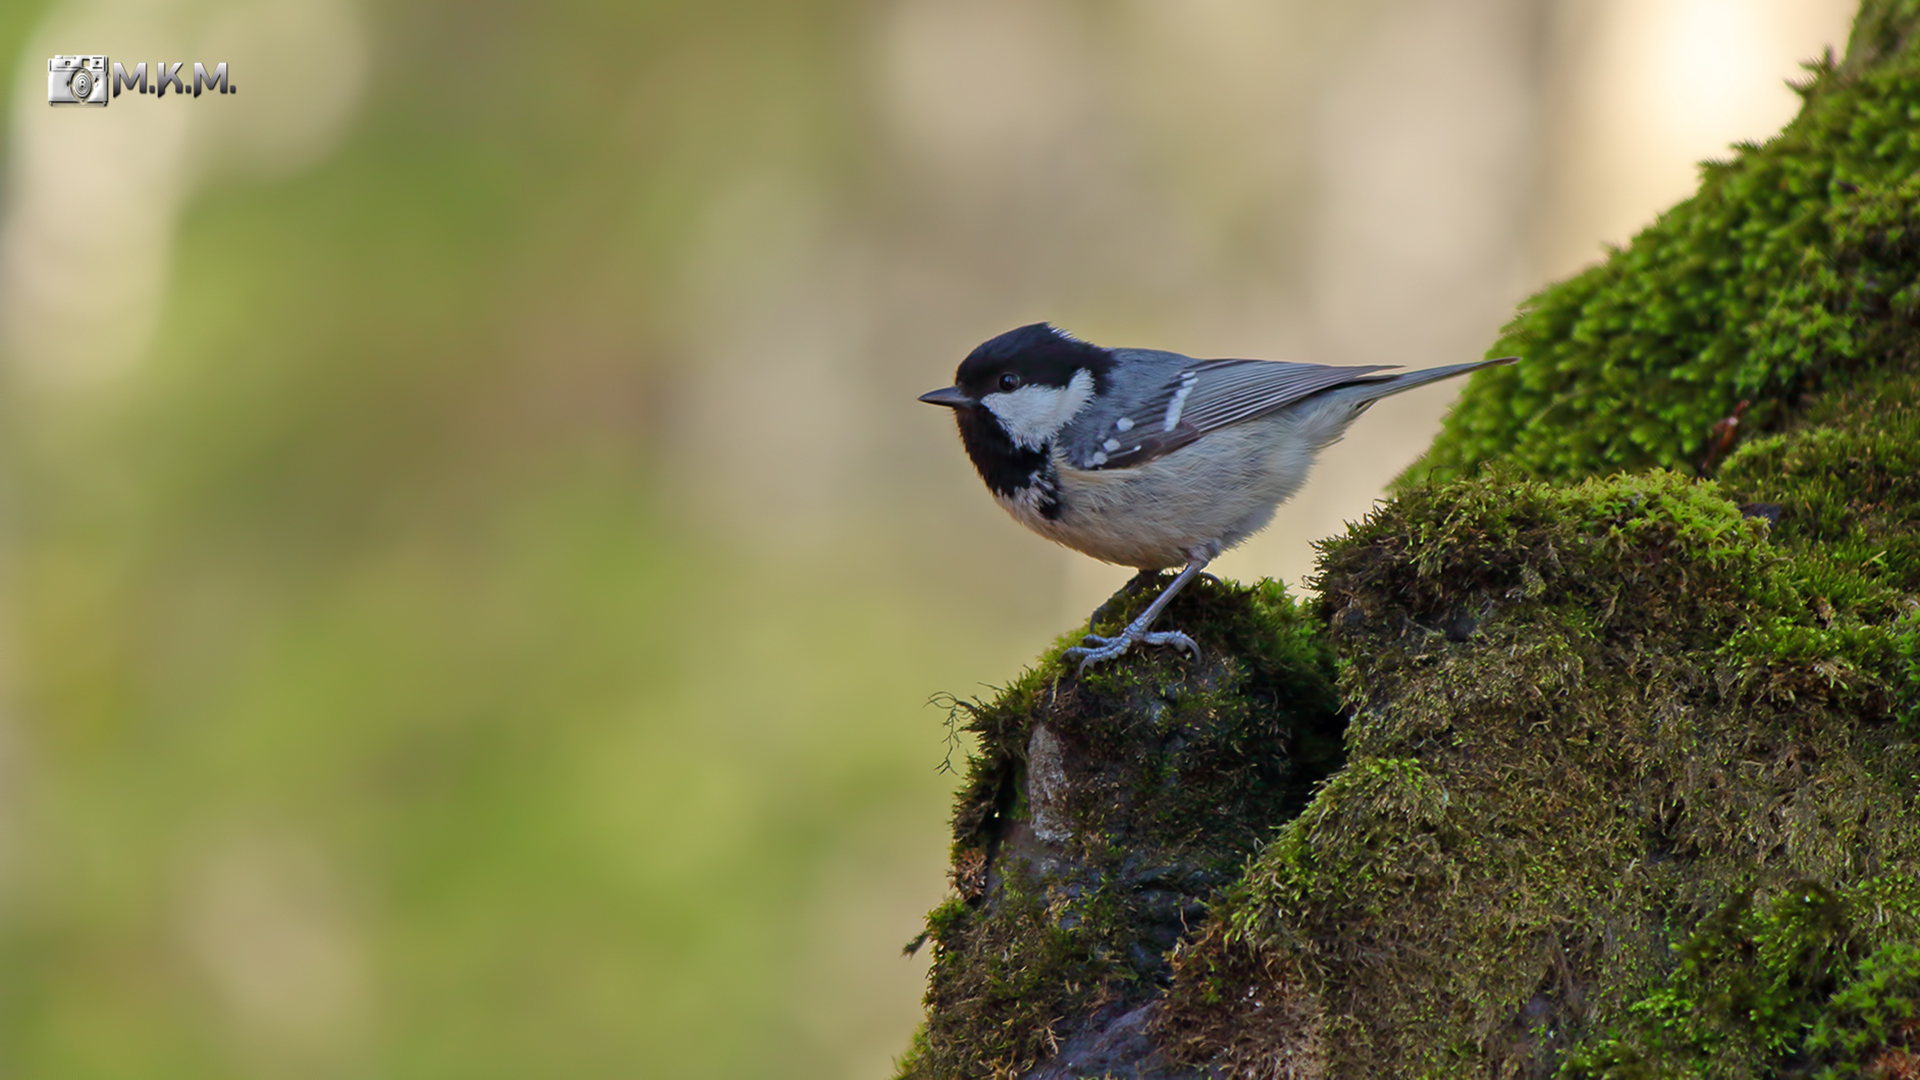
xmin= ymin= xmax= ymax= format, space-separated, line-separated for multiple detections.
xmin=981 ymin=369 xmax=1095 ymax=449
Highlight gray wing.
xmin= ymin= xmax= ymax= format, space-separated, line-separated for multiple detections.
xmin=1085 ymin=358 xmax=1398 ymax=470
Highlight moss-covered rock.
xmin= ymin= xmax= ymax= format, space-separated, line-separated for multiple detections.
xmin=1157 ymin=466 xmax=1920 ymax=1078
xmin=898 ymin=579 xmax=1344 ymax=1079
xmin=903 ymin=2 xmax=1920 ymax=1076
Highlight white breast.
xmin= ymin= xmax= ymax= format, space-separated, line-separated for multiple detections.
xmin=1002 ymin=410 xmax=1329 ymax=570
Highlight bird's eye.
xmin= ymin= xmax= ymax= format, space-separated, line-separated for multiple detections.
xmin=998 ymin=373 xmax=1020 ymax=391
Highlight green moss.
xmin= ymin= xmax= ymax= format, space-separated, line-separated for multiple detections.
xmin=1501 ymin=368 xmax=1920 ymax=1080
xmin=1560 ymin=878 xmax=1920 ymax=1079
xmin=892 ymin=1024 xmax=931 ymax=1080
xmin=1411 ymin=8 xmax=1920 ymax=485
xmin=1711 ymin=362 xmax=1920 ymax=725
xmin=901 ymin=578 xmax=1343 ymax=1079
xmin=1804 ymin=938 xmax=1920 ymax=1076
xmin=905 ymin=866 xmax=1113 ymax=1077
xmin=1155 ymin=470 xmax=1920 ymax=1078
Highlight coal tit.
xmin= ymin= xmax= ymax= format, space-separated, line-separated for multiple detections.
xmin=920 ymin=323 xmax=1516 ymax=670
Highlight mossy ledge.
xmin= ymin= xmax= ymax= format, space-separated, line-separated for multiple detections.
xmin=902 ymin=2 xmax=1920 ymax=1077
xmin=898 ymin=579 xmax=1345 ymax=1079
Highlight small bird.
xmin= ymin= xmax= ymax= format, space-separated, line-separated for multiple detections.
xmin=919 ymin=323 xmax=1516 ymax=670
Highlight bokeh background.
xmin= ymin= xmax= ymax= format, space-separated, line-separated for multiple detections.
xmin=0 ymin=1 xmax=1856 ymax=1077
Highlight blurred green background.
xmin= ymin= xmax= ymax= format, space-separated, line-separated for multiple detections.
xmin=0 ymin=0 xmax=1855 ymax=1076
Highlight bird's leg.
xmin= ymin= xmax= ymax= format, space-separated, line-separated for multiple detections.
xmin=1086 ymin=568 xmax=1160 ymax=635
xmin=1065 ymin=551 xmax=1210 ymax=673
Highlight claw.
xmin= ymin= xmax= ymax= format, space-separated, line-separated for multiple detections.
xmin=1143 ymin=630 xmax=1199 ymax=657
xmin=1063 ymin=548 xmax=1215 ymax=673
xmin=1063 ymin=624 xmax=1201 ymax=674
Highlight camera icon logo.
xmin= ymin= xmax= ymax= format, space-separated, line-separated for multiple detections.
xmin=49 ymin=55 xmax=110 ymax=106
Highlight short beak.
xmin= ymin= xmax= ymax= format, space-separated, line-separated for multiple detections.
xmin=918 ymin=385 xmax=974 ymax=409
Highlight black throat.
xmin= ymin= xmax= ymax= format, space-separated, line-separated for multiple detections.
xmin=954 ymin=408 xmax=1061 ymax=520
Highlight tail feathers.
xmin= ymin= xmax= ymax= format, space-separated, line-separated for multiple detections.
xmin=1346 ymin=355 xmax=1517 ymax=402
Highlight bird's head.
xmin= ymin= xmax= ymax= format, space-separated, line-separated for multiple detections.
xmin=918 ymin=323 xmax=1113 ymax=450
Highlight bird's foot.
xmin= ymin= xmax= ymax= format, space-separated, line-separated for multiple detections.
xmin=1064 ymin=626 xmax=1199 ymax=674
xmin=1070 ymin=554 xmax=1211 ymax=673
